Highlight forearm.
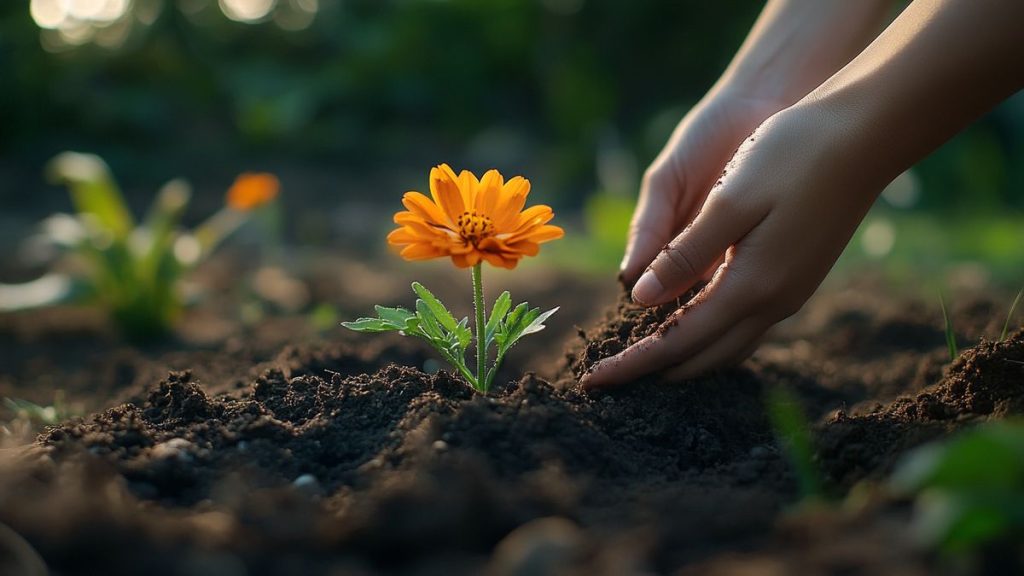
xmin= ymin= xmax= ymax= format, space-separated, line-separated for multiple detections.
xmin=809 ymin=0 xmax=1024 ymax=186
xmin=716 ymin=0 xmax=894 ymax=105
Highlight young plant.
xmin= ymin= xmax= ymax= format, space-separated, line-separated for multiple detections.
xmin=343 ymin=164 xmax=564 ymax=393
xmin=1000 ymin=287 xmax=1023 ymax=342
xmin=765 ymin=385 xmax=823 ymax=501
xmin=0 ymin=152 xmax=279 ymax=340
xmin=939 ymin=291 xmax=959 ymax=361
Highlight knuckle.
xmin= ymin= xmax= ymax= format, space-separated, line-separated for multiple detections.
xmin=659 ymin=240 xmax=701 ymax=279
xmin=705 ymin=187 xmax=743 ymax=214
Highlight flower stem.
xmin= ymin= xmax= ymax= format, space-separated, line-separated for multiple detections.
xmin=471 ymin=263 xmax=486 ymax=392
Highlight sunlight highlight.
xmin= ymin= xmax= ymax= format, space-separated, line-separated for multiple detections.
xmin=219 ymin=0 xmax=276 ymax=22
xmin=31 ymin=0 xmax=134 ymax=50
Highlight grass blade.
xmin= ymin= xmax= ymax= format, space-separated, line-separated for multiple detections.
xmin=940 ymin=292 xmax=958 ymax=361
xmin=1000 ymin=288 xmax=1023 ymax=342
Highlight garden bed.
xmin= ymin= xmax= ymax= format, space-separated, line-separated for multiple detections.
xmin=1 ymin=277 xmax=1022 ymax=575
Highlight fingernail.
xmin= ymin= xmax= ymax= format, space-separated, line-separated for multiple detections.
xmin=618 ymin=252 xmax=630 ymax=273
xmin=631 ymin=271 xmax=664 ymax=306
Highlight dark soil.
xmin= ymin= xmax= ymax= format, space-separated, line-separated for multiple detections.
xmin=1 ymin=282 xmax=1023 ymax=575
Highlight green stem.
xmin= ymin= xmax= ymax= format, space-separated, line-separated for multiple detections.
xmin=471 ymin=263 xmax=487 ymax=392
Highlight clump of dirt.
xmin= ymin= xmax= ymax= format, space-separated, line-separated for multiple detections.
xmin=817 ymin=329 xmax=1024 ymax=490
xmin=566 ymin=286 xmax=699 ymax=379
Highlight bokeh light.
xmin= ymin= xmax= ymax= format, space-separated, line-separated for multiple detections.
xmin=219 ymin=0 xmax=276 ymax=23
xmin=31 ymin=0 xmax=134 ymax=51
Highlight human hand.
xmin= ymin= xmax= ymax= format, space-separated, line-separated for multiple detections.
xmin=619 ymin=88 xmax=783 ymax=284
xmin=584 ymin=102 xmax=884 ymax=388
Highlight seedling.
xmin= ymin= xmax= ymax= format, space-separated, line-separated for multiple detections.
xmin=765 ymin=386 xmax=823 ymax=501
xmin=939 ymin=291 xmax=958 ymax=361
xmin=0 ymin=152 xmax=279 ymax=339
xmin=344 ymin=164 xmax=563 ymax=393
xmin=1000 ymin=288 xmax=1023 ymax=342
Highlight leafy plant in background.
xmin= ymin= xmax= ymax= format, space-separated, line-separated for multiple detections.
xmin=1 ymin=391 xmax=77 ymax=443
xmin=0 ymin=152 xmax=279 ymax=340
xmin=343 ymin=164 xmax=563 ymax=393
xmin=891 ymin=420 xmax=1024 ymax=555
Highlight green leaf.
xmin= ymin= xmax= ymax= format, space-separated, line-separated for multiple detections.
xmin=415 ymin=298 xmax=445 ymax=340
xmin=47 ymin=152 xmax=135 ymax=241
xmin=455 ymin=317 xmax=472 ymax=350
xmin=485 ymin=291 xmax=512 ymax=345
xmin=521 ymin=306 xmax=559 ymax=337
xmin=412 ymin=282 xmax=457 ymax=331
xmin=341 ymin=318 xmax=399 ymax=332
xmin=375 ymin=305 xmax=416 ymax=329
xmin=496 ymin=303 xmax=558 ymax=356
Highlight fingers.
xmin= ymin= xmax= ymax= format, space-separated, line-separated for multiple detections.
xmin=657 ymin=326 xmax=764 ymax=382
xmin=581 ymin=266 xmax=748 ymax=389
xmin=631 ymin=192 xmax=763 ymax=307
xmin=620 ymin=168 xmax=683 ymax=285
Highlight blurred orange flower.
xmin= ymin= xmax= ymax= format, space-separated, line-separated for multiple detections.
xmin=388 ymin=164 xmax=563 ymax=269
xmin=226 ymin=173 xmax=279 ymax=211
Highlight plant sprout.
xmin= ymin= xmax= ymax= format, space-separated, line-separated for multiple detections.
xmin=0 ymin=152 xmax=279 ymax=339
xmin=939 ymin=291 xmax=958 ymax=361
xmin=343 ymin=164 xmax=564 ymax=393
xmin=1000 ymin=288 xmax=1023 ymax=342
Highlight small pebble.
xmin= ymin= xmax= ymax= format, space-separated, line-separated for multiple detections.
xmin=749 ymin=446 xmax=772 ymax=459
xmin=292 ymin=474 xmax=321 ymax=496
xmin=488 ymin=517 xmax=584 ymax=576
xmin=432 ymin=440 xmax=448 ymax=451
xmin=151 ymin=438 xmax=193 ymax=461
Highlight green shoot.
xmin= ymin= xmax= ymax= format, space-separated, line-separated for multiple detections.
xmin=343 ymin=277 xmax=557 ymax=393
xmin=1000 ymin=288 xmax=1023 ymax=342
xmin=765 ymin=386 xmax=822 ymax=501
xmin=939 ymin=291 xmax=958 ymax=361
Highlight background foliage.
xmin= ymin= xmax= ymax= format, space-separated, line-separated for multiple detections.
xmin=1 ymin=0 xmax=1022 ymax=281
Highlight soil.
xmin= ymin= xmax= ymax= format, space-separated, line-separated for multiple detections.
xmin=1 ymin=277 xmax=1022 ymax=576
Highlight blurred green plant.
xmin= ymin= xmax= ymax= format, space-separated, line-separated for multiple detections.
xmin=1001 ymin=288 xmax=1023 ymax=342
xmin=940 ymin=291 xmax=959 ymax=361
xmin=0 ymin=152 xmax=279 ymax=340
xmin=548 ymin=190 xmax=632 ymax=274
xmin=765 ymin=385 xmax=823 ymax=501
xmin=1 ymin=391 xmax=77 ymax=443
xmin=891 ymin=420 xmax=1024 ymax=555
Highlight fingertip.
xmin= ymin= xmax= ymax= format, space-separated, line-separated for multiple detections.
xmin=579 ymin=358 xmax=614 ymax=390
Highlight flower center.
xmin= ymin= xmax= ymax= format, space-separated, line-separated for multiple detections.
xmin=456 ymin=210 xmax=495 ymax=245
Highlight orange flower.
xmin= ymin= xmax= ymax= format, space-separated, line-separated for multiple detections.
xmin=226 ymin=173 xmax=279 ymax=211
xmin=388 ymin=164 xmax=564 ymax=269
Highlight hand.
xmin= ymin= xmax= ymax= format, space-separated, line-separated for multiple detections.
xmin=584 ymin=102 xmax=884 ymax=388
xmin=619 ymin=88 xmax=784 ymax=284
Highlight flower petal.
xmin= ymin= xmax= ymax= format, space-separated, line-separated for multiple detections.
xmin=482 ymin=251 xmax=516 ymax=269
xmin=510 ymin=224 xmax=564 ymax=244
xmin=430 ymin=164 xmax=465 ymax=224
xmin=458 ymin=170 xmax=480 ymax=208
xmin=402 ymin=192 xmax=450 ymax=228
xmin=400 ymin=243 xmax=445 ymax=261
xmin=387 ymin=227 xmax=420 ymax=245
xmin=507 ymin=240 xmax=540 ymax=256
xmin=474 ymin=169 xmax=504 ymax=215
xmin=492 ymin=176 xmax=530 ymax=230
xmin=509 ymin=205 xmax=554 ymax=234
